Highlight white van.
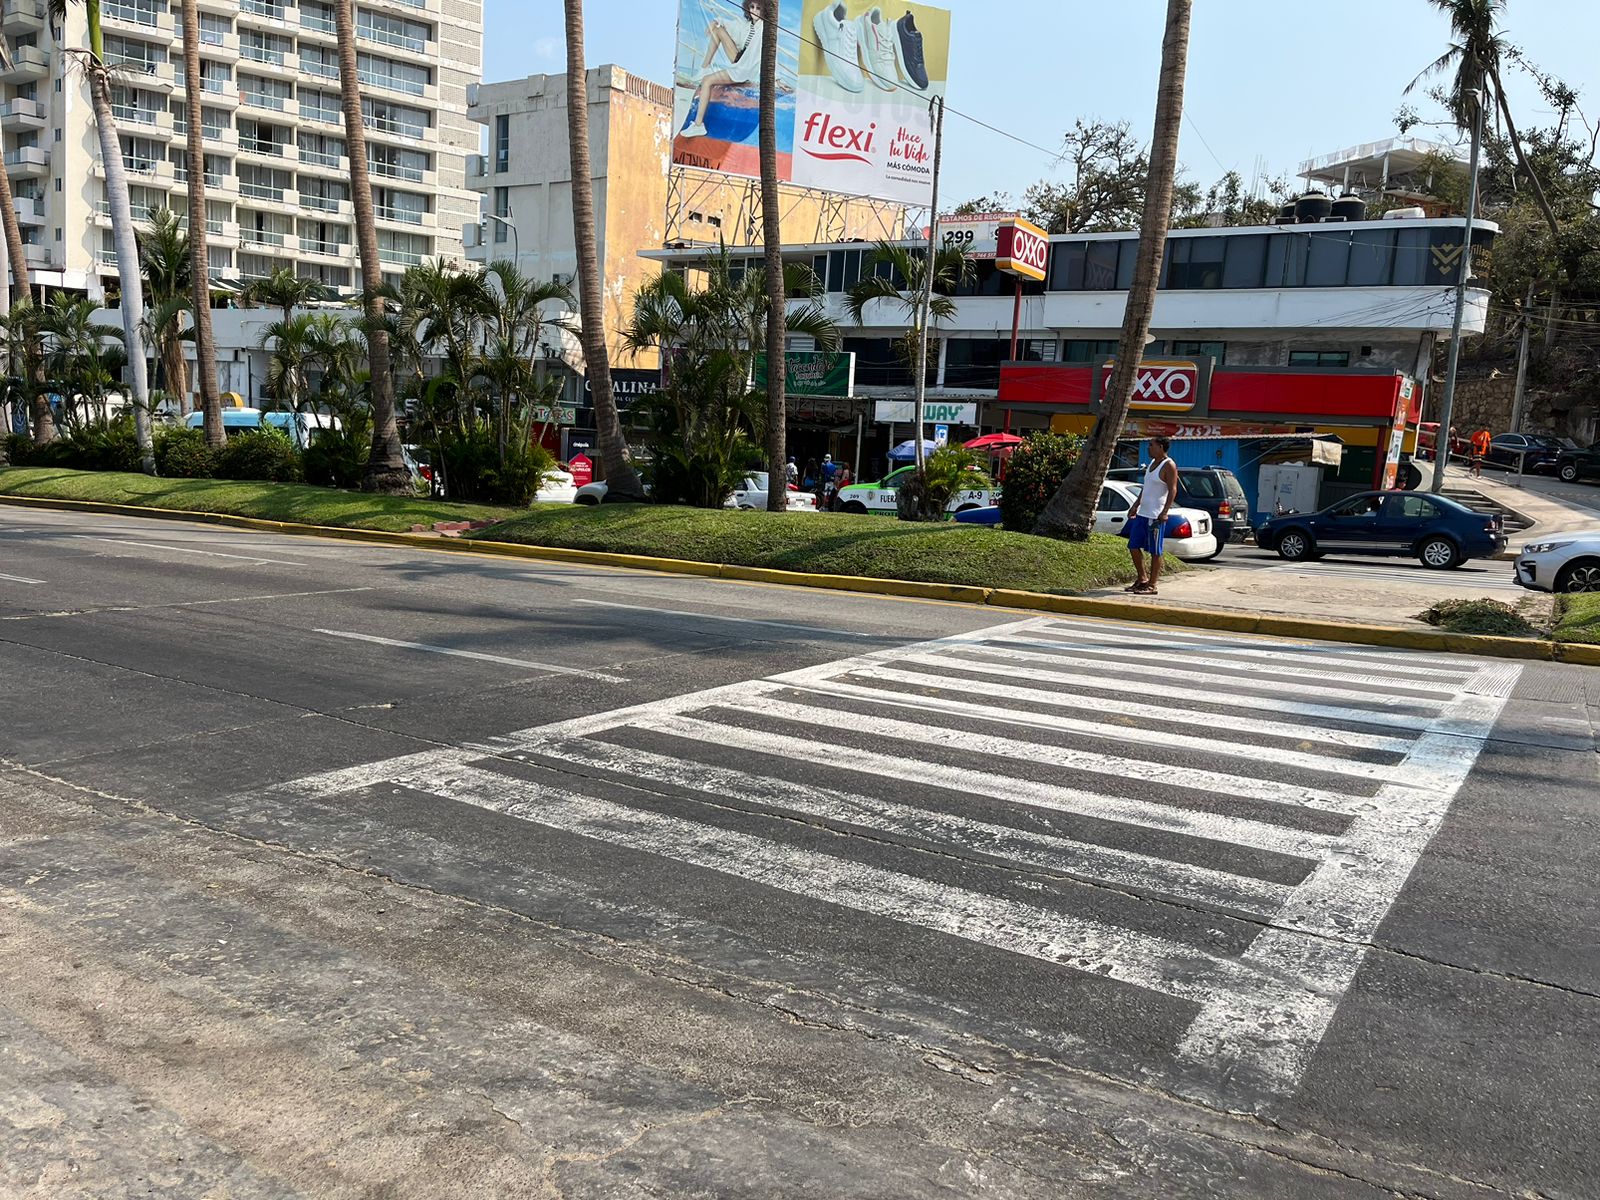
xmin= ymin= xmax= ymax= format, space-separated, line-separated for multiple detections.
xmin=183 ymin=408 xmax=339 ymax=449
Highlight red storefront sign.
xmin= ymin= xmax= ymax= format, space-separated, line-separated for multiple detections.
xmin=998 ymin=363 xmax=1412 ymax=425
xmin=568 ymin=453 xmax=594 ymax=487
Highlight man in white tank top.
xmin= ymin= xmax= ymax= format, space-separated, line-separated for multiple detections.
xmin=1124 ymin=435 xmax=1179 ymax=595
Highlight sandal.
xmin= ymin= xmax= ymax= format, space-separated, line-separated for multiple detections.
xmin=1130 ymin=583 xmax=1156 ymax=595
xmin=1122 ymin=581 xmax=1147 ymax=592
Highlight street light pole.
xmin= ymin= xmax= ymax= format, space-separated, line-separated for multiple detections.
xmin=1430 ymin=91 xmax=1485 ymax=494
xmin=483 ymin=213 xmax=519 ymax=266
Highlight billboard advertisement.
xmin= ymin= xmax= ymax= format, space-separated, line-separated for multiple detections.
xmin=671 ymin=0 xmax=951 ymax=206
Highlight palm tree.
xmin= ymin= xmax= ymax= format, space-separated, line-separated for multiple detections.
xmin=39 ymin=292 xmax=122 ymax=427
xmin=845 ymin=240 xmax=969 ymax=391
xmin=48 ymin=0 xmax=154 ymax=472
xmin=0 ymin=37 xmax=49 ymax=442
xmin=305 ymin=312 xmax=363 ymax=405
xmin=1408 ymin=0 xmax=1559 ymax=239
xmin=1033 ymin=0 xmax=1192 ymax=540
xmin=179 ymin=0 xmax=222 ymax=447
xmin=260 ymin=312 xmax=317 ymax=413
xmin=239 ymin=266 xmax=331 ymax=324
xmin=136 ymin=207 xmax=191 ymax=407
xmin=564 ymin=0 xmax=644 ymax=500
xmin=480 ymin=260 xmax=571 ymax=461
xmin=333 ymin=0 xmax=408 ymax=493
xmin=757 ymin=0 xmax=786 ymax=511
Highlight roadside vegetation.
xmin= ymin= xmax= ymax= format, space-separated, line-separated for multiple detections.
xmin=1552 ymin=594 xmax=1600 ymax=644
xmin=1417 ymin=598 xmax=1541 ymax=638
xmin=0 ymin=467 xmax=1154 ymax=594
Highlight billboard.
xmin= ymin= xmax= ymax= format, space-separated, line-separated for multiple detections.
xmin=671 ymin=0 xmax=951 ymax=206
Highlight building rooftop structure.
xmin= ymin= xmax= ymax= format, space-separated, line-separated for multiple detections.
xmin=1298 ymin=137 xmax=1468 ymax=206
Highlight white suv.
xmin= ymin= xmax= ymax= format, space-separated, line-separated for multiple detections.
xmin=1514 ymin=530 xmax=1600 ymax=593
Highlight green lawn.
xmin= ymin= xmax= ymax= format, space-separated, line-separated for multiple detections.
xmin=0 ymin=467 xmax=1152 ymax=595
xmin=1552 ymin=594 xmax=1600 ymax=645
xmin=0 ymin=467 xmax=517 ymax=532
xmin=476 ymin=504 xmax=1152 ymax=594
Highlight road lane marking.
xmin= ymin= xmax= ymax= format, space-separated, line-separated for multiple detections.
xmin=0 ymin=571 xmax=44 ymax=584
xmin=69 ymin=535 xmax=306 ymax=567
xmin=570 ymin=598 xmax=891 ymax=641
xmin=393 ymin=762 xmax=1277 ymax=1006
xmin=1 ymin=587 xmax=376 ymax=621
xmin=513 ymin=732 xmax=1294 ymax=914
xmin=313 ymin=629 xmax=627 ymax=682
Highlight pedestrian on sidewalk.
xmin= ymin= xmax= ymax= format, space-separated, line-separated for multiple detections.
xmin=1470 ymin=427 xmax=1491 ymax=478
xmin=1124 ymin=436 xmax=1179 ymax=597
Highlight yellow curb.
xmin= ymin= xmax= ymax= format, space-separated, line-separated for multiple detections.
xmin=0 ymin=490 xmax=1592 ymax=667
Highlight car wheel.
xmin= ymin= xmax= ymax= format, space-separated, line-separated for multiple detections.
xmin=1554 ymin=558 xmax=1600 ymax=593
xmin=1277 ymin=529 xmax=1314 ymax=561
xmin=575 ymin=495 xmax=599 ymax=506
xmin=1418 ymin=537 xmax=1460 ymax=569
xmin=1559 ymin=462 xmax=1580 ymax=483
xmin=841 ymin=501 xmax=869 ymax=515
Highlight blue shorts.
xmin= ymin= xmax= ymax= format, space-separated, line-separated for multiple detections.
xmin=1123 ymin=514 xmax=1165 ymax=555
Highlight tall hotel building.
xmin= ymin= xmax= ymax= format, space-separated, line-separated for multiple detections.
xmin=0 ymin=0 xmax=482 ymax=297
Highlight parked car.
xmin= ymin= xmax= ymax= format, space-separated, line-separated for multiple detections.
xmin=183 ymin=408 xmax=338 ymax=450
xmin=536 ymin=468 xmax=578 ymax=504
xmin=1256 ymin=491 xmax=1506 ymax=569
xmin=950 ymin=484 xmax=1219 ymax=560
xmin=1484 ymin=432 xmax=1562 ymax=473
xmin=725 ymin=473 xmax=818 ymax=512
xmin=573 ymin=479 xmax=653 ymax=505
xmin=1555 ymin=442 xmax=1600 ymax=484
xmin=1108 ymin=465 xmax=1250 ymax=547
xmin=1515 ymin=530 xmax=1600 ymax=593
xmin=1096 ymin=480 xmax=1219 ymax=561
xmin=835 ymin=465 xmax=994 ymax=516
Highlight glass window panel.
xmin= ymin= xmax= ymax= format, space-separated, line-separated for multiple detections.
xmin=1084 ymin=241 xmax=1119 ymax=289
xmin=1222 ymin=235 xmax=1267 ymax=288
xmin=1347 ymin=230 xmax=1396 ymax=286
xmin=1265 ymin=232 xmax=1308 ymax=287
xmin=1305 ymin=231 xmax=1350 ymax=286
xmin=1393 ymin=228 xmax=1431 ymax=285
xmin=1048 ymin=241 xmax=1087 ymax=290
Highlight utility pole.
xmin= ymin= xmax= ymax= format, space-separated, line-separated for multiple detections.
xmin=911 ymin=95 xmax=945 ymax=481
xmin=1430 ymin=90 xmax=1485 ymax=493
xmin=1510 ymin=280 xmax=1535 ymax=435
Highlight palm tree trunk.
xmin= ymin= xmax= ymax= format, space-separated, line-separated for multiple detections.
xmin=0 ymin=115 xmax=50 ymax=443
xmin=334 ymin=0 xmax=408 ymax=493
xmin=1491 ymin=69 xmax=1561 ymax=240
xmin=758 ymin=0 xmax=786 ymax=512
xmin=1034 ymin=0 xmax=1191 ymax=539
xmin=87 ymin=65 xmax=155 ymax=473
xmin=162 ymin=333 xmax=188 ymax=408
xmin=564 ymin=0 xmax=644 ymax=500
xmin=180 ymin=0 xmax=223 ymax=447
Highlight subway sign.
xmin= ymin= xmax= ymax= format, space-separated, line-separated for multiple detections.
xmin=995 ymin=218 xmax=1049 ymax=282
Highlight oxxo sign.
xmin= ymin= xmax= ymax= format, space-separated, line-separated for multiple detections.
xmin=1098 ymin=359 xmax=1203 ymax=413
xmin=995 ymin=218 xmax=1049 ymax=283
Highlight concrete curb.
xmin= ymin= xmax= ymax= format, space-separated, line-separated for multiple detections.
xmin=3 ymin=491 xmax=1597 ymax=667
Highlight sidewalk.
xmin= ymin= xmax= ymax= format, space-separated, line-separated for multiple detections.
xmin=1445 ymin=464 xmax=1599 ymax=543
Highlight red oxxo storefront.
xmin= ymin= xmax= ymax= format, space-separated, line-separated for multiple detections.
xmin=995 ymin=357 xmax=1422 ymax=490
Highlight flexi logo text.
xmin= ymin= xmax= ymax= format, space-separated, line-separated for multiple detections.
xmin=801 ymin=113 xmax=877 ymax=163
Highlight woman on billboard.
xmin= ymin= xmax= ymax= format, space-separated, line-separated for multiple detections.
xmin=677 ymin=0 xmax=765 ymax=138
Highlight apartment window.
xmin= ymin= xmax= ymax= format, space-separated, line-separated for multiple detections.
xmin=104 ymin=0 xmax=160 ymax=29
xmin=1288 ymin=350 xmax=1351 ymax=368
xmin=368 ymin=143 xmax=428 ymax=182
xmin=494 ymin=114 xmax=509 ymax=172
xmin=357 ymin=52 xmax=429 ymax=98
xmin=358 ymin=9 xmax=430 ymax=53
xmin=375 ymin=188 xmax=427 ymax=225
xmin=298 ymin=132 xmax=345 ymax=168
xmin=240 ymin=74 xmax=293 ymax=112
xmin=1061 ymin=339 xmax=1119 ymax=363
xmin=301 ymin=1 xmax=336 ymax=34
xmin=492 ymin=187 xmax=508 ymax=241
xmin=199 ymin=61 xmax=232 ymax=95
xmin=301 ymin=90 xmax=342 ymax=125
xmin=299 ymin=177 xmax=349 ymax=212
xmin=241 ymin=31 xmax=293 ymax=67
xmin=377 ymin=230 xmax=428 ymax=267
xmin=102 ymin=34 xmax=165 ymax=76
xmin=300 ymin=45 xmax=339 ymax=80
xmin=362 ymin=97 xmax=427 ymax=138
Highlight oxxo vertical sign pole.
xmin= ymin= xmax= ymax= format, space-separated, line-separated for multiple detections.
xmin=912 ymin=95 xmax=945 ymax=479
xmin=994 ymin=216 xmax=1050 ymax=435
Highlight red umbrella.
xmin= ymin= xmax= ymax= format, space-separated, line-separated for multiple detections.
xmin=964 ymin=433 xmax=1025 ymax=451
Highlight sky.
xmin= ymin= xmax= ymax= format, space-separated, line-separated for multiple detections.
xmin=484 ymin=1 xmax=1600 ymax=209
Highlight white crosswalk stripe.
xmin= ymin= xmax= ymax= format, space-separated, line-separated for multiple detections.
xmin=256 ymin=615 xmax=1517 ymax=1109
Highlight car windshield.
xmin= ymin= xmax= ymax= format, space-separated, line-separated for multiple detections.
xmin=748 ymin=472 xmax=769 ymax=490
xmin=1529 ymin=437 xmax=1564 ymax=449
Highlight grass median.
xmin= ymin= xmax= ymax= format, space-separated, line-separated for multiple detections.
xmin=1552 ymin=594 xmax=1600 ymax=645
xmin=0 ymin=467 xmax=1155 ymax=595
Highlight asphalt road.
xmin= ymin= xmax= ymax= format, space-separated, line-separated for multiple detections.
xmin=1 ymin=504 xmax=1597 ymax=1199
xmin=1205 ymin=545 xmax=1528 ymax=594
xmin=1494 ymin=467 xmax=1600 ymax=517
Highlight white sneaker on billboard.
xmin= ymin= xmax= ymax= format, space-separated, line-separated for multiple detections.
xmin=856 ymin=7 xmax=901 ymax=91
xmin=681 ymin=119 xmax=709 ymax=139
xmin=812 ymin=3 xmax=865 ymax=92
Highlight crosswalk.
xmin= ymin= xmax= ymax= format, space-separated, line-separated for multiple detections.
xmin=260 ymin=616 xmax=1517 ymax=1108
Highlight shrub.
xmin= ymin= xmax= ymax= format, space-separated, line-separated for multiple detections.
xmin=435 ymin=420 xmax=555 ymax=506
xmin=303 ymin=409 xmax=373 ymax=489
xmin=997 ymin=432 xmax=1083 ymax=533
xmin=895 ymin=446 xmax=992 ymax=521
xmin=5 ymin=418 xmax=143 ymax=472
xmin=154 ymin=426 xmax=216 ymax=478
xmin=1417 ymin=598 xmax=1537 ymax=638
xmin=215 ymin=427 xmax=303 ymax=482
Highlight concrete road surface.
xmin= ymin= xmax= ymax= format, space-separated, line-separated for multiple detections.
xmin=1 ymin=505 xmax=1597 ymax=1199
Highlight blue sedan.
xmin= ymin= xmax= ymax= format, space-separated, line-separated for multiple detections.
xmin=1255 ymin=491 xmax=1507 ymax=569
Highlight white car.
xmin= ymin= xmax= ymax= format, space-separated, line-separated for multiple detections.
xmin=1096 ymin=480 xmax=1220 ymax=561
xmin=726 ymin=473 xmax=818 ymax=512
xmin=536 ymin=468 xmax=578 ymax=504
xmin=1514 ymin=530 xmax=1600 ymax=593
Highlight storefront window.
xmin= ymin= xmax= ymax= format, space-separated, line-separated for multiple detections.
xmin=1166 ymin=237 xmax=1226 ymax=289
xmin=1048 ymin=241 xmax=1088 ymax=290
xmin=1288 ymin=349 xmax=1350 ymax=367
